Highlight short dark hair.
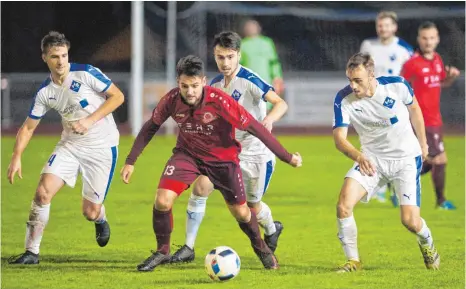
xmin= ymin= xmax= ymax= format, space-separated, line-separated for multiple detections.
xmin=213 ymin=31 xmax=242 ymax=51
xmin=418 ymin=21 xmax=437 ymax=33
xmin=41 ymin=31 xmax=70 ymax=54
xmin=176 ymin=55 xmax=204 ymax=78
xmin=346 ymin=53 xmax=375 ymax=75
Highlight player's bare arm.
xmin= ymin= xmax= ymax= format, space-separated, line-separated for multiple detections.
xmin=441 ymin=65 xmax=461 ymax=88
xmin=121 ymin=119 xmax=161 ymax=184
xmin=333 ymin=126 xmax=376 ymax=176
xmin=71 ymin=84 xmax=125 ymax=135
xmin=262 ymin=90 xmax=288 ymax=131
xmin=7 ymin=117 xmax=41 ymax=184
xmin=406 ymin=97 xmax=429 ymax=161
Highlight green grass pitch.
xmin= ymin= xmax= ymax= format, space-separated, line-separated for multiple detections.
xmin=2 ymin=135 xmax=464 ymax=289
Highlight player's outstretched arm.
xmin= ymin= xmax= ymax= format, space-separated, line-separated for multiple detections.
xmin=7 ymin=117 xmax=41 ymax=184
xmin=246 ymin=118 xmax=301 ymax=167
xmin=121 ymin=119 xmax=161 ymax=184
xmin=262 ymin=90 xmax=288 ymax=131
xmin=213 ymin=88 xmax=300 ymax=167
xmin=407 ymin=97 xmax=429 ymax=161
xmin=333 ymin=127 xmax=375 ymax=176
xmin=71 ymin=84 xmax=125 ymax=135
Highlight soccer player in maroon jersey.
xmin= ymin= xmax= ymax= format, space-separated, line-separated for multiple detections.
xmin=401 ymin=22 xmax=460 ymax=210
xmin=120 ymin=55 xmax=302 ymax=272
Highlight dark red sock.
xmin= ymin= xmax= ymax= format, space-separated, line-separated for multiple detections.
xmin=432 ymin=164 xmax=446 ymax=205
xmin=238 ymin=211 xmax=268 ymax=252
xmin=152 ymin=208 xmax=173 ymax=254
xmin=421 ymin=162 xmax=433 ymax=175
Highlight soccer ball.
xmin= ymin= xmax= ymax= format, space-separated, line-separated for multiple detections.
xmin=205 ymin=246 xmax=241 ymax=282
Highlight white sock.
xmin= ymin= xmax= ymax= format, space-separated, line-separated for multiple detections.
xmin=25 ymin=201 xmax=51 ymax=255
xmin=337 ymin=214 xmax=359 ymax=261
xmin=185 ymin=193 xmax=207 ymax=249
xmin=95 ymin=205 xmax=107 ymax=224
xmin=256 ymin=202 xmax=276 ymax=236
xmin=416 ymin=218 xmax=434 ymax=246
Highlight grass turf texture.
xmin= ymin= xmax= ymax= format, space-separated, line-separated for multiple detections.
xmin=2 ymin=135 xmax=464 ymax=289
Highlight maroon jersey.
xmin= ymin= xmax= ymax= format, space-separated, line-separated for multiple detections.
xmin=125 ymin=86 xmax=292 ymax=166
xmin=401 ymin=52 xmax=446 ymax=127
xmin=152 ymin=86 xmax=254 ymax=163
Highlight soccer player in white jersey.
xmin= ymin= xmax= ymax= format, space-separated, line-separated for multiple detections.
xmin=360 ymin=11 xmax=414 ymax=205
xmin=360 ymin=11 xmax=413 ymax=77
xmin=7 ymin=31 xmax=124 ymax=265
xmin=332 ymin=53 xmax=439 ymax=272
xmin=170 ymin=31 xmax=289 ymax=263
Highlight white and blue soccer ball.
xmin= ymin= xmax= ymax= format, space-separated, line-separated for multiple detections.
xmin=205 ymin=246 xmax=241 ymax=282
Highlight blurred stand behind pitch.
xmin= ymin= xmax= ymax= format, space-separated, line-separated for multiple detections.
xmin=2 ymin=2 xmax=464 ymax=135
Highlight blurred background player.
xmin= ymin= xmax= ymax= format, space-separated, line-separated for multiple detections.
xmin=120 ymin=55 xmax=302 ymax=272
xmin=170 ymin=31 xmax=288 ymax=264
xmin=333 ymin=53 xmax=439 ymax=272
xmin=401 ymin=21 xmax=460 ymax=210
xmin=360 ymin=11 xmax=414 ymax=205
xmin=7 ymin=31 xmax=124 ymax=264
xmin=240 ymin=19 xmax=284 ymax=111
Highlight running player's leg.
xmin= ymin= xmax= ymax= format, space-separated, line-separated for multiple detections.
xmin=425 ymin=126 xmax=454 ymax=209
xmin=242 ymin=159 xmax=282 ymax=252
xmin=394 ymin=155 xmax=440 ymax=270
xmin=137 ymin=152 xmax=200 ymax=272
xmin=204 ymin=161 xmax=278 ymax=269
xmin=10 ymin=145 xmax=78 ymax=264
xmin=336 ymin=161 xmax=382 ymax=273
xmin=171 ymin=175 xmax=214 ymax=263
xmin=80 ymin=146 xmax=118 ymax=247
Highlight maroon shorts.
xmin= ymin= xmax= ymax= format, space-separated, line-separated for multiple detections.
xmin=158 ymin=151 xmax=246 ymax=205
xmin=426 ymin=126 xmax=445 ymax=157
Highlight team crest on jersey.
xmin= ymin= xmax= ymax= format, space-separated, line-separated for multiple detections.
xmin=389 ymin=54 xmax=397 ymax=61
xmin=202 ymin=112 xmax=218 ymax=123
xmin=70 ymin=80 xmax=81 ymax=93
xmin=383 ymin=96 xmax=396 ymax=109
xmin=435 ymin=64 xmax=442 ymax=73
xmin=231 ymin=89 xmax=242 ymax=101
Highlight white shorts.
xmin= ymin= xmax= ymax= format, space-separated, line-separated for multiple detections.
xmin=41 ymin=144 xmax=118 ymax=204
xmin=240 ymin=158 xmax=276 ymax=203
xmin=345 ymin=155 xmax=422 ymax=206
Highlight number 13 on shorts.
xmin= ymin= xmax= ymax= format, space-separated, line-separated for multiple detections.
xmin=164 ymin=165 xmax=175 ymax=175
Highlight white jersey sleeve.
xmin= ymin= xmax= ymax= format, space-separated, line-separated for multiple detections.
xmin=332 ymin=86 xmax=352 ymax=128
xmin=245 ymin=72 xmax=274 ymax=101
xmin=29 ymin=78 xmax=52 ymax=119
xmin=75 ymin=64 xmax=112 ymax=93
xmin=400 ymin=77 xmax=415 ymax=105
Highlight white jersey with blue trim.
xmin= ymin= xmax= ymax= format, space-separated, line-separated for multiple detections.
xmin=210 ymin=65 xmax=274 ymax=163
xmin=332 ymin=76 xmax=421 ymax=159
xmin=360 ymin=37 xmax=413 ymax=77
xmin=29 ymin=63 xmax=119 ymax=148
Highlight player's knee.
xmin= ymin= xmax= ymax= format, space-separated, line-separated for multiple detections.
xmin=34 ymin=184 xmax=53 ymax=205
xmin=193 ymin=185 xmax=212 ymax=198
xmin=230 ymin=204 xmax=250 ymax=222
xmin=193 ymin=177 xmax=214 ymax=197
xmin=431 ymin=152 xmax=447 ymax=165
xmin=82 ymin=207 xmax=100 ymax=221
xmin=247 ymin=201 xmax=261 ymax=212
xmin=155 ymin=196 xmax=174 ymax=211
xmin=401 ymin=214 xmax=419 ymax=233
xmin=336 ymin=202 xmax=353 ymax=218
